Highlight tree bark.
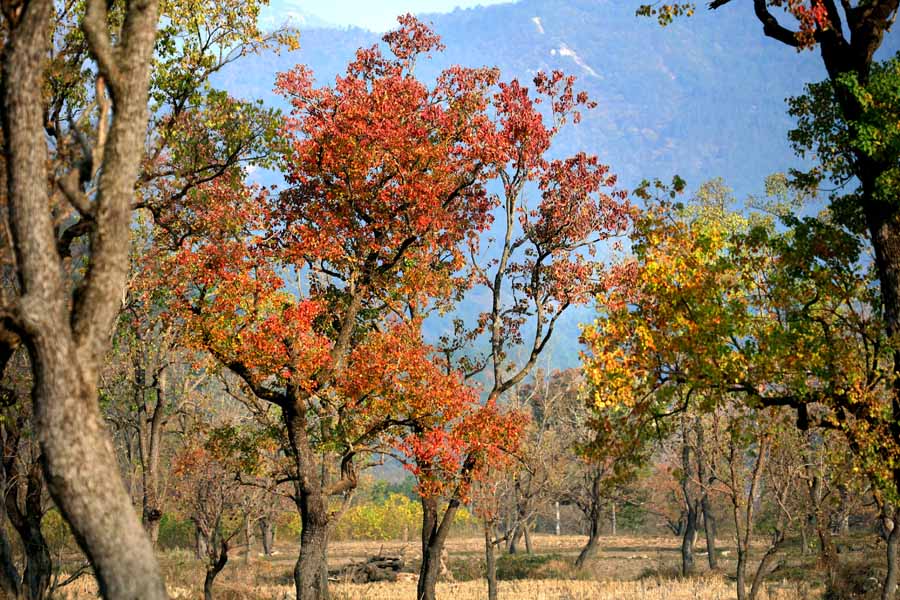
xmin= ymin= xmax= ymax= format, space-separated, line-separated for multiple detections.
xmin=417 ymin=495 xmax=459 ymax=600
xmin=680 ymin=502 xmax=698 ymax=577
xmin=0 ymin=522 xmax=19 ymax=599
xmin=283 ymin=401 xmax=334 ymax=600
xmin=203 ymin=542 xmax=229 ymax=600
xmin=833 ymin=484 xmax=851 ymax=535
xmin=260 ymin=518 xmax=275 ymax=556
xmin=507 ymin=524 xmax=523 ymax=554
xmin=575 ymin=472 xmax=603 ymax=568
xmin=138 ymin=369 xmax=166 ymax=545
xmin=484 ymin=523 xmax=498 ymax=600
xmin=883 ymin=506 xmax=900 ymax=600
xmin=196 ymin=523 xmax=209 ymax=559
xmin=695 ymin=418 xmax=717 ymax=570
xmin=1 ymin=0 xmax=163 ymax=596
xmin=2 ymin=424 xmax=50 ymax=600
xmin=611 ymin=502 xmax=617 ymax=537
xmin=679 ymin=420 xmax=697 ymax=577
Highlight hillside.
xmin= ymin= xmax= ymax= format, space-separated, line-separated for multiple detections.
xmin=216 ymin=1 xmax=898 ymax=369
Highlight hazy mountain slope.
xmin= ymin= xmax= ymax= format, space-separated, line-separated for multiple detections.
xmin=222 ymin=0 xmax=899 ymax=194
xmin=216 ymin=1 xmax=898 ymax=370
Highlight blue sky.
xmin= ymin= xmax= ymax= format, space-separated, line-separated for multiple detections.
xmin=264 ymin=0 xmax=515 ymax=32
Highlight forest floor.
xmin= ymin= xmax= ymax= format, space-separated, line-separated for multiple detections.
xmin=54 ymin=533 xmax=881 ymax=599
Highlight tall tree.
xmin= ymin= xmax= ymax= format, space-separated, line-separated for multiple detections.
xmin=637 ymin=3 xmax=900 ymax=590
xmin=158 ymin=16 xmax=501 ymax=600
xmin=422 ymin=64 xmax=630 ymax=600
xmin=583 ymin=177 xmax=897 ymax=595
xmin=0 ymin=0 xmax=165 ymax=596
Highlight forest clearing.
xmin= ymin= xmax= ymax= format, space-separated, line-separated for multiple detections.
xmin=52 ymin=535 xmax=836 ymax=599
xmin=1 ymin=0 xmax=898 ymax=599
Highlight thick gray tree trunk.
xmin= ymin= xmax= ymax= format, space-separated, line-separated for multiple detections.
xmin=0 ymin=0 xmax=164 ymax=596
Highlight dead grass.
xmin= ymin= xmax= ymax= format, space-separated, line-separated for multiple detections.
xmin=53 ymin=574 xmax=814 ymax=600
xmin=49 ymin=534 xmax=830 ymax=599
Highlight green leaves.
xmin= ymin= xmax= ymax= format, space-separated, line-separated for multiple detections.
xmin=635 ymin=3 xmax=696 ymax=26
xmin=789 ymin=53 xmax=900 ymax=217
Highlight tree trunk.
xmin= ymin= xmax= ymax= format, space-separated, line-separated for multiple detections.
xmin=867 ymin=207 xmax=900 ymax=600
xmin=680 ymin=502 xmax=698 ymax=577
xmin=574 ymin=521 xmax=600 ymax=568
xmin=507 ymin=523 xmax=523 ymax=554
xmin=417 ymin=495 xmax=459 ymax=600
xmin=0 ymin=524 xmax=19 ymax=599
xmin=293 ymin=490 xmax=329 ymax=600
xmin=1 ymin=0 xmax=164 ymax=596
xmin=680 ymin=419 xmax=697 ymax=577
xmin=139 ymin=370 xmax=166 ymax=546
xmin=284 ymin=400 xmax=340 ymax=600
xmin=196 ymin=523 xmax=209 ymax=559
xmin=484 ymin=523 xmax=498 ymax=600
xmin=17 ymin=519 xmax=51 ymax=600
xmin=523 ymin=521 xmax=533 ymax=555
xmin=749 ymin=542 xmax=784 ymax=600
xmin=833 ymin=484 xmax=851 ymax=536
xmin=2 ymin=436 xmax=50 ymax=600
xmin=701 ymin=506 xmax=717 ymax=570
xmin=575 ymin=469 xmax=603 ymax=568
xmin=735 ymin=545 xmax=748 ymax=600
xmin=800 ymin=520 xmax=810 ymax=556
xmin=883 ymin=507 xmax=900 ymax=600
xmin=555 ymin=501 xmax=560 ymax=536
xmin=695 ymin=418 xmax=717 ymax=570
xmin=203 ymin=541 xmax=229 ymax=600
xmin=611 ymin=502 xmax=617 ymax=537
xmin=260 ymin=518 xmax=275 ymax=556
xmin=244 ymin=516 xmax=253 ymax=562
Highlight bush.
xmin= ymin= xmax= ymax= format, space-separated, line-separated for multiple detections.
xmin=496 ymin=553 xmax=567 ymax=580
xmin=825 ymin=560 xmax=884 ymax=600
xmin=158 ymin=514 xmax=195 ymax=550
xmin=333 ymin=493 xmax=421 ymax=541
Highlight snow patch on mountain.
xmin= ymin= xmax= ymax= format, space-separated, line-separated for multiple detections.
xmin=554 ymin=44 xmax=599 ymax=78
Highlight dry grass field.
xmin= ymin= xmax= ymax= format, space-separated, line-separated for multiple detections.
xmin=50 ymin=534 xmax=833 ymax=599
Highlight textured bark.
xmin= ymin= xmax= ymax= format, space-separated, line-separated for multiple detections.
xmin=203 ymin=542 xmax=229 ymax=600
xmin=832 ymin=484 xmax=851 ymax=535
xmin=695 ymin=419 xmax=718 ymax=570
xmin=484 ymin=524 xmax=498 ymax=600
xmin=610 ymin=502 xmax=617 ymax=537
xmin=1 ymin=0 xmax=164 ymax=596
xmin=138 ymin=370 xmax=166 ymax=545
xmin=575 ymin=472 xmax=603 ymax=568
xmin=285 ymin=405 xmax=330 ymax=600
xmin=2 ymin=418 xmax=49 ymax=600
xmin=195 ymin=524 xmax=209 ymax=559
xmin=417 ymin=495 xmax=459 ymax=600
xmin=679 ymin=422 xmax=697 ymax=577
xmin=0 ymin=526 xmax=18 ymax=599
xmin=680 ymin=502 xmax=698 ymax=577
xmin=260 ymin=518 xmax=275 ymax=556
xmin=507 ymin=523 xmax=523 ymax=554
xmin=884 ymin=507 xmax=900 ymax=600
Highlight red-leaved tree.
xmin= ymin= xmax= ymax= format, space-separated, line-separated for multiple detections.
xmin=149 ymin=16 xmax=503 ymax=600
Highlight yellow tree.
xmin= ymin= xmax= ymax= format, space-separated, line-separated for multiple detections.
xmin=582 ymin=177 xmax=899 ymax=594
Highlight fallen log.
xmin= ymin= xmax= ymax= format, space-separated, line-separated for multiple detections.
xmin=329 ymin=554 xmax=406 ymax=584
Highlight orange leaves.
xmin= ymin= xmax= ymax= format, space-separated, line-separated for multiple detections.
xmin=338 ymin=320 xmax=474 ymax=424
xmin=768 ymin=0 xmax=831 ymax=47
xmin=273 ymin=16 xmax=496 ymax=301
xmin=399 ymin=399 xmax=527 ymax=502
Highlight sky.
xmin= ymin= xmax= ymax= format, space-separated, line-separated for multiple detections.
xmin=264 ymin=0 xmax=515 ymax=32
